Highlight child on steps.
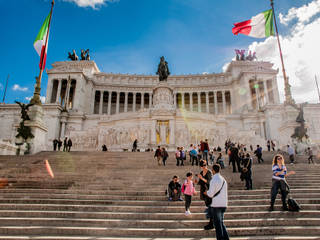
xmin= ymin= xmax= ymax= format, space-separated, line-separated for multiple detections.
xmin=182 ymin=172 xmax=197 ymax=216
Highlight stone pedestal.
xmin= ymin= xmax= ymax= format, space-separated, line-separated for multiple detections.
xmin=278 ymin=105 xmax=299 ymax=148
xmin=25 ymin=105 xmax=48 ymax=154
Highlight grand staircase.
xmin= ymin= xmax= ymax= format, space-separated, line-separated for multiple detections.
xmin=0 ymin=151 xmax=319 ymax=240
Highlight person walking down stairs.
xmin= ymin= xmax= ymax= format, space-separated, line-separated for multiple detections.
xmin=182 ymin=172 xmax=197 ymax=216
xmin=154 ymin=146 xmax=162 ymax=166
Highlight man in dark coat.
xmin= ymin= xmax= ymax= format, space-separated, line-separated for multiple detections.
xmin=67 ymin=138 xmax=72 ymax=152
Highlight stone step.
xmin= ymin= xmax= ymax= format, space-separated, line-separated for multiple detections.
xmin=1 ymin=188 xmax=319 ymax=195
xmin=0 ymin=217 xmax=319 ymax=228
xmin=1 ymin=209 xmax=319 ymax=220
xmin=0 ymin=198 xmax=318 ymax=206
xmin=0 ymin=191 xmax=320 ymax=202
xmin=0 ymin=203 xmax=318 ymax=212
xmin=0 ymin=236 xmax=319 ymax=240
xmin=0 ymin=225 xmax=319 ymax=237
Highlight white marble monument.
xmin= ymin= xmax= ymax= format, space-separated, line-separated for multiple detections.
xmin=1 ymin=58 xmax=320 ymax=153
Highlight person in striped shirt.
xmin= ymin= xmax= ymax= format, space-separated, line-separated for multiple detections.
xmin=269 ymin=154 xmax=295 ymax=211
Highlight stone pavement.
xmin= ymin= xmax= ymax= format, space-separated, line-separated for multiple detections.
xmin=0 ymin=151 xmax=319 ymax=239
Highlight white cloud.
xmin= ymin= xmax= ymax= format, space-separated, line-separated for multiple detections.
xmin=63 ymin=0 xmax=118 ymax=9
xmin=12 ymin=84 xmax=28 ymax=92
xmin=244 ymin=1 xmax=320 ymax=103
xmin=25 ymin=96 xmax=46 ymax=103
xmin=279 ymin=0 xmax=320 ymax=25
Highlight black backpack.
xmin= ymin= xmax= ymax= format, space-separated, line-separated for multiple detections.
xmin=287 ymin=198 xmax=301 ymax=212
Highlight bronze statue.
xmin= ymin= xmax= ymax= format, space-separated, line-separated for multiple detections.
xmin=80 ymin=49 xmax=90 ymax=61
xmin=68 ymin=50 xmax=79 ymax=61
xmin=291 ymin=104 xmax=308 ymax=141
xmin=15 ymin=101 xmax=34 ymax=121
xmin=80 ymin=49 xmax=86 ymax=60
xmin=156 ymin=56 xmax=170 ymax=81
xmin=85 ymin=49 xmax=90 ymax=61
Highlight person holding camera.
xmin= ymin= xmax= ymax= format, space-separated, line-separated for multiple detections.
xmin=196 ymin=160 xmax=213 ymax=230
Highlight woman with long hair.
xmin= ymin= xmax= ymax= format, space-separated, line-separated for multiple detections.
xmin=269 ymin=154 xmax=295 ymax=211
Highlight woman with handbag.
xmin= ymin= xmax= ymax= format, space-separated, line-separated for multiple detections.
xmin=241 ymin=153 xmax=253 ymax=190
xmin=269 ymin=154 xmax=295 ymax=211
xmin=196 ymin=160 xmax=213 ymax=230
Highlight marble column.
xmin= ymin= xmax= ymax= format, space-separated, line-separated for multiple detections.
xmin=205 ymin=92 xmax=209 ymax=113
xmin=60 ymin=121 xmax=66 ymax=139
xmin=182 ymin=93 xmax=185 ymax=109
xmin=99 ymin=91 xmax=103 ymax=114
xmin=197 ymin=92 xmax=201 ymax=112
xmin=133 ymin=93 xmax=136 ymax=112
xmin=263 ymin=80 xmax=269 ymax=105
xmin=214 ymin=91 xmax=218 ymax=115
xmin=64 ymin=79 xmax=71 ymax=110
xmin=56 ymin=79 xmax=62 ymax=104
xmin=141 ymin=93 xmax=145 ymax=109
xmin=190 ymin=93 xmax=193 ymax=111
xmin=222 ymin=91 xmax=226 ymax=114
xmin=169 ymin=120 xmax=175 ymax=145
xmin=92 ymin=90 xmax=96 ymax=114
xmin=149 ymin=93 xmax=152 ymax=108
xmin=124 ymin=92 xmax=128 ymax=113
xmin=46 ymin=79 xmax=53 ymax=103
xmin=174 ymin=93 xmax=177 ymax=108
xmin=255 ymin=82 xmax=261 ymax=110
xmin=116 ymin=91 xmax=120 ymax=114
xmin=107 ymin=91 xmax=112 ymax=115
xmin=260 ymin=121 xmax=265 ymax=139
xmin=151 ymin=120 xmax=157 ymax=145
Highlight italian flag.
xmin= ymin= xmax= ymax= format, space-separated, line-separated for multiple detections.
xmin=232 ymin=9 xmax=274 ymax=38
xmin=34 ymin=13 xmax=51 ymax=70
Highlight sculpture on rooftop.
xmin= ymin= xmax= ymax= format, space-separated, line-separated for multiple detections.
xmin=80 ymin=49 xmax=90 ymax=61
xmin=68 ymin=50 xmax=79 ymax=61
xmin=156 ymin=56 xmax=170 ymax=82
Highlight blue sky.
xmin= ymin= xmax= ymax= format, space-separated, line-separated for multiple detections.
xmin=0 ymin=0 xmax=319 ymax=104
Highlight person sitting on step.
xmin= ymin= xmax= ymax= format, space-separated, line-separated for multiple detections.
xmin=167 ymin=176 xmax=183 ymax=201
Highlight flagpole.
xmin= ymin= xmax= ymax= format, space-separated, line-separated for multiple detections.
xmin=2 ymin=74 xmax=9 ymax=104
xmin=30 ymin=0 xmax=55 ymax=105
xmin=315 ymin=75 xmax=320 ymax=103
xmin=270 ymin=0 xmax=295 ymax=105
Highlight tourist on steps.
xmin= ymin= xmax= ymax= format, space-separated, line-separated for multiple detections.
xmin=175 ymin=147 xmax=181 ymax=166
xmin=287 ymin=145 xmax=295 ymax=164
xmin=182 ymin=172 xmax=197 ymax=216
xmin=307 ymin=147 xmax=315 ymax=164
xmin=53 ymin=139 xmax=58 ymax=151
xmin=154 ymin=146 xmax=162 ymax=166
xmin=132 ymin=139 xmax=138 ymax=152
xmin=63 ymin=137 xmax=68 ymax=152
xmin=254 ymin=145 xmax=264 ymax=163
xmin=161 ymin=147 xmax=168 ymax=166
xmin=57 ymin=139 xmax=62 ymax=151
xmin=167 ymin=175 xmax=183 ymax=201
xmin=269 ymin=154 xmax=295 ymax=211
xmin=195 ymin=160 xmax=214 ymax=230
xmin=240 ymin=153 xmax=253 ymax=190
xmin=204 ymin=164 xmax=229 ymax=240
xmin=67 ymin=138 xmax=72 ymax=152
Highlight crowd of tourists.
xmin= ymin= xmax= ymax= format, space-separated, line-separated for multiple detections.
xmin=52 ymin=137 xmax=72 ymax=152
xmin=164 ymin=138 xmax=307 ymax=239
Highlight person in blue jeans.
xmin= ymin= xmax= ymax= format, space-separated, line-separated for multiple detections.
xmin=205 ymin=164 xmax=229 ymax=240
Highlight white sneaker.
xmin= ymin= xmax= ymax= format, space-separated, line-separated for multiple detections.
xmin=185 ymin=211 xmax=190 ymax=216
xmin=187 ymin=210 xmax=192 ymax=215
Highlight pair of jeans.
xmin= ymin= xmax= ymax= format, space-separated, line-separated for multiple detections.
xmin=271 ymin=179 xmax=288 ymax=208
xmin=211 ymin=207 xmax=229 ymax=240
xmin=202 ymin=150 xmax=208 ymax=162
xmin=184 ymin=194 xmax=192 ymax=211
xmin=162 ymin=156 xmax=167 ymax=166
